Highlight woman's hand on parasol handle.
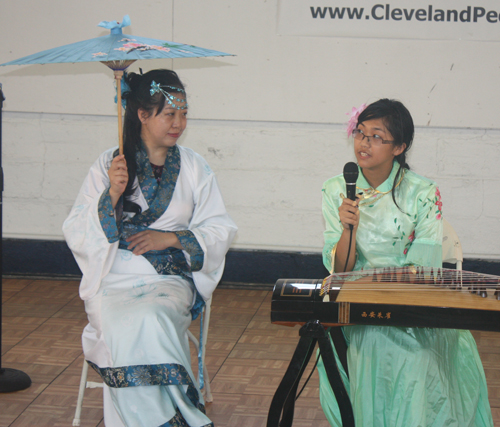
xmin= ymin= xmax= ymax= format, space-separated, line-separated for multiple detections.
xmin=108 ymin=154 xmax=128 ymax=208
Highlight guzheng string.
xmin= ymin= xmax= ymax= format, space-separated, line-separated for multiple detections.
xmin=320 ymin=267 xmax=500 ymax=298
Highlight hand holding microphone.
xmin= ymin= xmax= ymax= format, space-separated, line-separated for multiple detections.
xmin=340 ymin=162 xmax=360 ymax=231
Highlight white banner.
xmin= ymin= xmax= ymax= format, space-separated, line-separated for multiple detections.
xmin=277 ymin=0 xmax=500 ymax=40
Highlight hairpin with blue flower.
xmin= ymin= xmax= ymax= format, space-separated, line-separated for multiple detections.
xmin=150 ymin=80 xmax=188 ymax=110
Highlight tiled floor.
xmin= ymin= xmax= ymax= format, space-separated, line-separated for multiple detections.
xmin=1 ymin=277 xmax=499 ymax=426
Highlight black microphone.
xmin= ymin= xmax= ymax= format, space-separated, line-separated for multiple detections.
xmin=343 ymin=162 xmax=358 ymax=201
xmin=343 ymin=162 xmax=359 ymax=231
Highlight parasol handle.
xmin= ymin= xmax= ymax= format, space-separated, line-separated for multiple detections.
xmin=114 ymin=70 xmax=124 ymax=155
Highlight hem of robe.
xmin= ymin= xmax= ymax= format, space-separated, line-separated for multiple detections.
xmin=89 ymin=360 xmax=210 ymax=426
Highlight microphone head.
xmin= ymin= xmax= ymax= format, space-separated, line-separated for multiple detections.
xmin=343 ymin=162 xmax=359 ymax=201
xmin=343 ymin=162 xmax=359 ymax=182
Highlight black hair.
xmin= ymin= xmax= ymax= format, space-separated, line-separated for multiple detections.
xmin=116 ymin=69 xmax=186 ymax=213
xmin=356 ymin=98 xmax=414 ymax=209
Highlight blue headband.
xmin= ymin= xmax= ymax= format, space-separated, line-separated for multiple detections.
xmin=150 ymin=81 xmax=188 ymax=110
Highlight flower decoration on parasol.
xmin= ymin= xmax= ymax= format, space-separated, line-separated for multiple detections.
xmin=0 ymin=15 xmax=234 ymax=153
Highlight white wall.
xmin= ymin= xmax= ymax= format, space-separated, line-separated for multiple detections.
xmin=1 ymin=0 xmax=499 ymax=259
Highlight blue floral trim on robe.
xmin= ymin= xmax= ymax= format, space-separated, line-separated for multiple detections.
xmin=159 ymin=408 xmax=213 ymax=427
xmin=118 ymin=223 xmax=190 ymax=277
xmin=132 ymin=142 xmax=181 ymax=226
xmin=87 ymin=360 xmax=213 ymax=427
xmin=98 ymin=144 xmax=204 ymax=276
xmin=117 ymin=144 xmax=204 ymax=277
xmin=98 ymin=142 xmax=180 ymax=240
xmin=174 ymin=230 xmax=204 ymax=272
xmin=98 ymin=188 xmax=121 ymax=243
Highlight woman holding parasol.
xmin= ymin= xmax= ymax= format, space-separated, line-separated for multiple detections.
xmin=63 ymin=69 xmax=237 ymax=426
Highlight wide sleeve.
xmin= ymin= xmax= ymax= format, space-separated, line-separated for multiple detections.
xmin=62 ymin=149 xmax=121 ymax=300
xmin=181 ymin=156 xmax=237 ymax=301
xmin=404 ymin=183 xmax=443 ymax=268
xmin=321 ymin=179 xmax=344 ymax=273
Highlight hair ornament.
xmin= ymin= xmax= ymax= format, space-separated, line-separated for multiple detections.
xmin=346 ymin=103 xmax=367 ymax=137
xmin=149 ymin=80 xmax=188 ymax=110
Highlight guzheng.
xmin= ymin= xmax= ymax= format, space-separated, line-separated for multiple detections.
xmin=271 ymin=267 xmax=500 ymax=332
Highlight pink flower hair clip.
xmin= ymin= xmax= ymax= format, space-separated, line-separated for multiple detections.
xmin=346 ymin=103 xmax=367 ymax=137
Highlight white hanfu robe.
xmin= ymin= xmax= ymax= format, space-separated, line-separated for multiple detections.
xmin=63 ymin=144 xmax=237 ymax=427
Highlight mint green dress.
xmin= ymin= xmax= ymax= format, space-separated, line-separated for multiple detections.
xmin=318 ymin=162 xmax=493 ymax=427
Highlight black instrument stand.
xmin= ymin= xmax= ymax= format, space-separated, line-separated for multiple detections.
xmin=267 ymin=321 xmax=354 ymax=427
xmin=0 ymin=83 xmax=32 ymax=392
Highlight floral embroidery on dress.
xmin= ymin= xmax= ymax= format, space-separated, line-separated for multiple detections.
xmin=419 ymin=185 xmax=443 ymax=220
xmin=175 ymin=230 xmax=204 ymax=272
xmin=159 ymin=409 xmax=190 ymax=427
xmin=148 ymin=253 xmax=188 ymax=276
xmin=393 ymin=214 xmax=417 ymax=255
xmin=122 ymin=281 xmax=158 ymax=305
xmin=119 ymin=223 xmax=191 ymax=277
xmin=134 ymin=142 xmax=181 ymax=224
xmin=434 ymin=188 xmax=443 ymax=220
xmin=159 ymin=408 xmax=213 ymax=427
xmin=128 ymin=366 xmax=153 ymax=386
xmin=156 ymin=292 xmax=170 ymax=299
xmin=98 ymin=188 xmax=121 ymax=243
xmin=394 ymin=184 xmax=441 ymax=256
xmin=404 ymin=230 xmax=416 ymax=255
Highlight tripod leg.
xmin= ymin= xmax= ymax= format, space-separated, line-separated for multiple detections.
xmin=279 ymin=337 xmax=317 ymax=427
xmin=267 ymin=322 xmax=319 ymax=427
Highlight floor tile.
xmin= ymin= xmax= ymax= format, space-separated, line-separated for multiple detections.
xmin=1 ymin=278 xmax=499 ymax=427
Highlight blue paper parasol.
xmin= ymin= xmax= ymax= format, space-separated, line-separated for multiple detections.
xmin=0 ymin=15 xmax=234 ymax=152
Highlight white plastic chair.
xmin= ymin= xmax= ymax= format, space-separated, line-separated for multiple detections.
xmin=72 ymin=297 xmax=213 ymax=427
xmin=442 ymin=218 xmax=463 ymax=270
xmin=187 ymin=296 xmax=213 ymax=402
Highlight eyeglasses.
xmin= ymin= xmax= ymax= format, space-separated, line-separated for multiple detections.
xmin=352 ymin=129 xmax=394 ymax=145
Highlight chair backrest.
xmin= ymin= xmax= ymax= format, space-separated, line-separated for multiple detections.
xmin=442 ymin=218 xmax=463 ymax=270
